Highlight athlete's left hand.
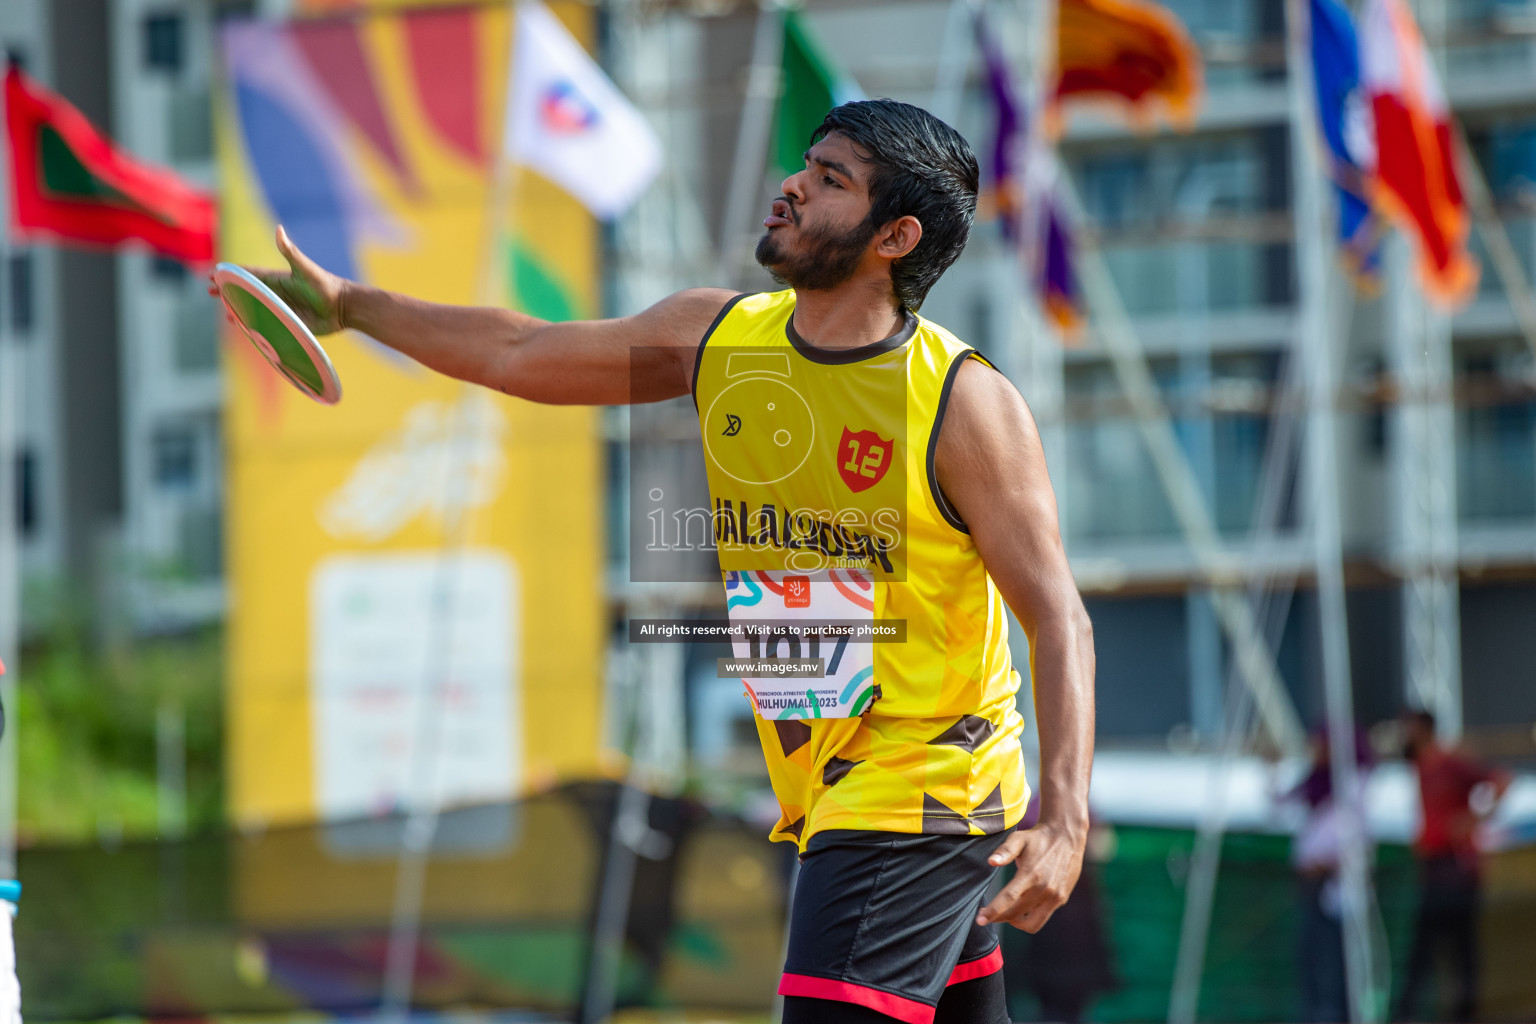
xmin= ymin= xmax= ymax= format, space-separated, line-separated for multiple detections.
xmin=974 ymin=819 xmax=1086 ymax=933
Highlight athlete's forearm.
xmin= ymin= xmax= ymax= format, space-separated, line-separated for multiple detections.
xmin=1028 ymin=606 xmax=1096 ymax=836
xmin=335 ymin=283 xmax=729 ymax=405
xmin=340 ymin=281 xmax=547 ymax=388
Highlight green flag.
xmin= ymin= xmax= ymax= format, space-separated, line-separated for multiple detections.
xmin=772 ymin=10 xmax=862 ymax=179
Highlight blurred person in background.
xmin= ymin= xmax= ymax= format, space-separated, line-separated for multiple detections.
xmin=1280 ymin=725 xmax=1374 ymax=1023
xmin=1392 ymin=709 xmax=1511 ymax=1023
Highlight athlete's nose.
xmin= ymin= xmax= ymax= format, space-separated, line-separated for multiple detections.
xmin=780 ymin=169 xmax=807 ymax=205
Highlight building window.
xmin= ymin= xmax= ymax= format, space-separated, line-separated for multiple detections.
xmin=143 ymin=12 xmax=183 ymax=74
xmin=1457 ymin=343 xmax=1536 ymax=521
xmin=167 ymin=85 xmax=212 ymax=162
xmin=153 ymin=426 xmax=197 ymax=490
xmin=174 ymin=292 xmax=219 ymax=373
xmin=14 ymin=449 xmax=36 ymax=538
xmin=8 ymin=253 xmax=33 ymax=333
xmin=1078 ymin=153 xmax=1153 ymax=232
xmin=151 ymin=255 xmax=188 ymax=283
xmin=1486 ymin=120 xmax=1536 ymax=204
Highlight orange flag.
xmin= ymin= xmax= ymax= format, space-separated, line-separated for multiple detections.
xmin=1052 ymin=0 xmax=1204 ymax=133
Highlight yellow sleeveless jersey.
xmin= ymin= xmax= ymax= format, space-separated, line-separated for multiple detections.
xmin=692 ymin=289 xmax=1028 ymax=850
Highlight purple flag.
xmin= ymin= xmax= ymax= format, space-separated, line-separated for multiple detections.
xmin=976 ymin=11 xmax=1083 ymax=336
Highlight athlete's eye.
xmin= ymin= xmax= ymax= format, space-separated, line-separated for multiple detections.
xmin=823 ymin=175 xmax=840 ymax=188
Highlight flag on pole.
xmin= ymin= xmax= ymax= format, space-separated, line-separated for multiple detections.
xmin=976 ymin=12 xmax=1083 ymax=337
xmin=4 ymin=64 xmax=215 ymax=262
xmin=1051 ymin=0 xmax=1204 ymax=133
xmin=772 ymin=9 xmax=863 ymax=179
xmin=1309 ymin=0 xmax=1385 ymax=285
xmin=1038 ymin=202 xmax=1082 ymax=334
xmin=977 ymin=17 xmax=1027 ymax=244
xmin=503 ymin=1 xmax=662 ymax=219
xmin=1358 ymin=0 xmax=1477 ymax=304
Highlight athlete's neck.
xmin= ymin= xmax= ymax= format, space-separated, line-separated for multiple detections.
xmin=789 ymin=285 xmax=906 ymax=352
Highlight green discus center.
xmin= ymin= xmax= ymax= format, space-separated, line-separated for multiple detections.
xmin=222 ymin=284 xmax=325 ymax=394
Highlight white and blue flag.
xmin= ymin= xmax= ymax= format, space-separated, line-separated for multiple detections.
xmin=504 ymin=1 xmax=663 ymax=219
xmin=1310 ymin=0 xmax=1384 ymax=282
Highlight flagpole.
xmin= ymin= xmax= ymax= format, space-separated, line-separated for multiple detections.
xmin=718 ymin=0 xmax=784 ymax=287
xmin=578 ymin=3 xmax=650 ymax=1018
xmin=477 ymin=102 xmax=525 ymax=310
xmin=1284 ymin=1 xmax=1383 ymax=1020
xmin=0 ymin=249 xmax=17 ymax=894
xmin=1019 ymin=0 xmax=1067 ymax=537
xmin=0 ymin=65 xmax=20 ymax=897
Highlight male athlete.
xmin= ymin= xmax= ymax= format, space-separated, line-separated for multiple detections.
xmin=238 ymin=100 xmax=1094 ymax=1024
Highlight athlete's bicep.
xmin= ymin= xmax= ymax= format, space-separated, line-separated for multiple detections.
xmin=933 ymin=359 xmax=1076 ymax=635
xmin=493 ymin=287 xmax=738 ymax=405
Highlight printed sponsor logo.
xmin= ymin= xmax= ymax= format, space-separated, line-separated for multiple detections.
xmin=539 ymin=80 xmax=600 ymax=134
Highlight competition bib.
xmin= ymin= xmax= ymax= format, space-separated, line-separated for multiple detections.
xmin=724 ymin=568 xmax=879 ymax=719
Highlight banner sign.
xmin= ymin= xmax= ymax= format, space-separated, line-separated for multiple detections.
xmin=218 ymin=2 xmax=604 ymax=831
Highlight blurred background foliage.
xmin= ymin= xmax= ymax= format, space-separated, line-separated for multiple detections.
xmin=16 ymin=621 xmax=224 ymax=844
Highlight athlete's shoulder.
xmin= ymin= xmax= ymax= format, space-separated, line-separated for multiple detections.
xmin=642 ymin=287 xmax=746 ymax=345
xmin=944 ymin=355 xmax=1029 ymax=444
xmin=912 ymin=313 xmax=993 ymax=365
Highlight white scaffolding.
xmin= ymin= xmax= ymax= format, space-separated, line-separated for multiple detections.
xmin=1394 ymin=0 xmax=1464 ymax=741
xmin=1390 ymin=234 xmax=1464 ymax=738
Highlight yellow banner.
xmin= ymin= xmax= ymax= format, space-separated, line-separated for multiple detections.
xmin=218 ymin=2 xmax=604 ymax=830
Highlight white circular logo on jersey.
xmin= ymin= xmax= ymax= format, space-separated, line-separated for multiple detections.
xmin=704 ymin=377 xmax=817 ymax=486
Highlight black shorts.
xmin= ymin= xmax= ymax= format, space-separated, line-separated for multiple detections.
xmin=778 ymin=828 xmax=1009 ymax=1024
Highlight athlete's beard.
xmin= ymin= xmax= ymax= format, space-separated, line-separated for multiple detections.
xmin=755 ymin=209 xmax=878 ymax=291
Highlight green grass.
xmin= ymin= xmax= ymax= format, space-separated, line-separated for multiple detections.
xmin=15 ymin=625 xmax=225 ymax=844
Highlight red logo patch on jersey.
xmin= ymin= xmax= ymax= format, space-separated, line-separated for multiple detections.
xmin=783 ymin=575 xmax=811 ymax=608
xmin=837 ymin=427 xmax=893 ymax=493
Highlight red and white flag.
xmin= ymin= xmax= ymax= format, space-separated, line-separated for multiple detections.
xmin=1358 ymin=0 xmax=1477 ymax=304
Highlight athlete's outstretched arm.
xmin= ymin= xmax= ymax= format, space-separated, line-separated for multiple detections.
xmin=934 ymin=358 xmax=1095 ymax=935
xmin=230 ymin=226 xmax=735 ymax=405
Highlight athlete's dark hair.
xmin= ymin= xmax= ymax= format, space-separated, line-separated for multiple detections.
xmin=810 ymin=99 xmax=979 ymax=311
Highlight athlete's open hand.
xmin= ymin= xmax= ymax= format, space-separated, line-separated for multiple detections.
xmin=208 ymin=225 xmax=348 ymax=336
xmin=975 ymin=819 xmax=1086 ymax=933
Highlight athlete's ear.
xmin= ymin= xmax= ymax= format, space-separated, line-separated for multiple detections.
xmin=875 ymin=215 xmax=922 ymax=261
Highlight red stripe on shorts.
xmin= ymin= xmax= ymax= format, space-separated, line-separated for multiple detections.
xmin=946 ymin=945 xmax=1003 ymax=986
xmin=778 ymin=973 xmax=936 ymax=1024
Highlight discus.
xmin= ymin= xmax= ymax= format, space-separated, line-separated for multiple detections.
xmin=213 ymin=262 xmax=343 ymax=405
